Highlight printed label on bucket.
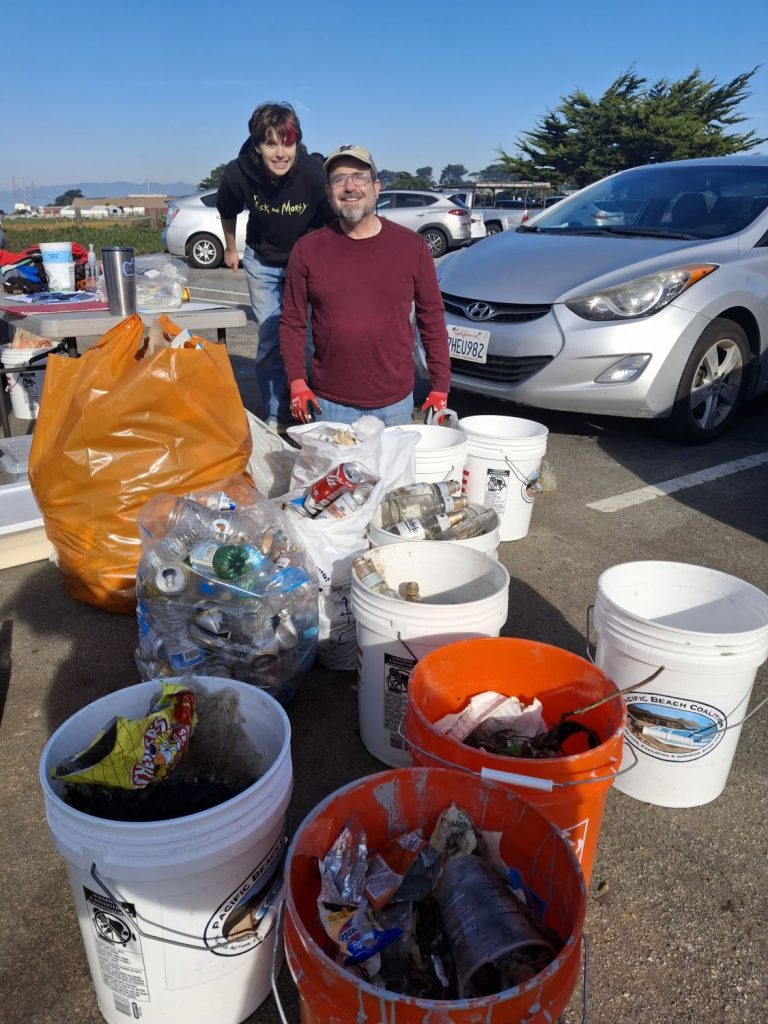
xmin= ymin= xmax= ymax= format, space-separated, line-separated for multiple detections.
xmin=84 ymin=886 xmax=149 ymax=1005
xmin=384 ymin=652 xmax=416 ymax=749
xmin=624 ymin=692 xmax=725 ymax=762
xmin=484 ymin=467 xmax=510 ymax=514
xmin=204 ymin=830 xmax=285 ymax=956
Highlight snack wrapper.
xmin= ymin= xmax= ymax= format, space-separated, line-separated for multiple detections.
xmin=52 ymin=682 xmax=197 ymax=789
xmin=364 ymin=830 xmax=427 ymax=910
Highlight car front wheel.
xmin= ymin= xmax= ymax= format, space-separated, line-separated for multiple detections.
xmin=485 ymin=222 xmax=503 ymax=235
xmin=420 ymin=228 xmax=448 ymax=259
xmin=187 ymin=233 xmax=224 ymax=269
xmin=669 ymin=318 xmax=750 ymax=443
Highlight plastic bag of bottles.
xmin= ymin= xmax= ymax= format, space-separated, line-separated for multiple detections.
xmin=134 ymin=476 xmax=319 ymax=704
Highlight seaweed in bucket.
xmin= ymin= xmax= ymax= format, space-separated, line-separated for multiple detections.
xmin=315 ymin=802 xmax=563 ymax=1000
xmin=53 ymin=680 xmax=265 ymax=821
xmin=435 ymin=690 xmax=601 ymax=759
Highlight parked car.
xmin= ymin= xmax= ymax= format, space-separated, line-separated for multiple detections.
xmin=375 ymin=190 xmax=471 ymax=258
xmin=162 ymin=190 xmax=247 ymax=269
xmin=424 ymin=156 xmax=768 ymax=442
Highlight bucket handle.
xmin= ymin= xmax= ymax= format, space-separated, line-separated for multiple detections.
xmin=89 ymin=855 xmax=285 ymax=954
xmin=585 ymin=605 xmax=768 ymax=737
xmin=270 ymin=897 xmax=291 ymax=1024
xmin=398 ymin=717 xmax=637 ymax=788
xmin=501 ymin=455 xmax=543 ymax=497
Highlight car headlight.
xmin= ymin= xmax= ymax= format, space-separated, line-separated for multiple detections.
xmin=565 ymin=264 xmax=718 ymax=321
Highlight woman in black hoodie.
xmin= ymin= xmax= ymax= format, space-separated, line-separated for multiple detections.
xmin=217 ymin=102 xmax=333 ymax=429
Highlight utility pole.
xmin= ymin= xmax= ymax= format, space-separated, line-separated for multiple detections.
xmin=12 ymin=177 xmax=17 ymax=208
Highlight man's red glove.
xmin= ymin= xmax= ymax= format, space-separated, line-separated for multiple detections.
xmin=421 ymin=391 xmax=449 ymax=413
xmin=289 ymin=379 xmax=321 ymax=423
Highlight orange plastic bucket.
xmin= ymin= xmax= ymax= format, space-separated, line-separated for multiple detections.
xmin=283 ymin=767 xmax=586 ymax=1023
xmin=405 ymin=637 xmax=626 ymax=886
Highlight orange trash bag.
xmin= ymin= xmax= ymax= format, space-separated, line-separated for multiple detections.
xmin=28 ymin=314 xmax=252 ymax=614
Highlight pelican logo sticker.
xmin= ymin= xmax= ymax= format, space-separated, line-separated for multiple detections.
xmin=624 ymin=692 xmax=725 ymax=762
xmin=204 ymin=831 xmax=286 ymax=956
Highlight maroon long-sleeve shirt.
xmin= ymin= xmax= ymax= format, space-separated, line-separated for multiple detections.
xmin=279 ymin=218 xmax=451 ymax=407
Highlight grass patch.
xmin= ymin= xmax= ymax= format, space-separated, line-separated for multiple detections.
xmin=3 ymin=219 xmax=165 ymax=256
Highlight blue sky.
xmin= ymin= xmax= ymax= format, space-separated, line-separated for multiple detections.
xmin=3 ymin=0 xmax=767 ymax=192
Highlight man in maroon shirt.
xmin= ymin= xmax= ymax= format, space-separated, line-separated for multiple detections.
xmin=279 ymin=144 xmax=451 ymax=426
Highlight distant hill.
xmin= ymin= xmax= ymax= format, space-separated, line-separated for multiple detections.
xmin=0 ymin=181 xmax=198 ymax=212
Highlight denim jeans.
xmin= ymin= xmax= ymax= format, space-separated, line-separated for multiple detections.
xmin=243 ymin=247 xmax=289 ymax=426
xmin=314 ymin=393 xmax=414 ymax=427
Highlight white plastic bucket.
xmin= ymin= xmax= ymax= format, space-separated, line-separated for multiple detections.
xmin=39 ymin=240 xmax=75 ymax=290
xmin=39 ymin=676 xmax=292 ymax=1024
xmin=592 ymin=561 xmax=768 ymax=807
xmin=350 ymin=541 xmax=510 ymax=768
xmin=367 ymin=501 xmax=500 ymax=559
xmin=458 ymin=415 xmax=548 ymax=542
xmin=388 ymin=423 xmax=468 ymax=483
xmin=1 ymin=344 xmax=50 ymax=420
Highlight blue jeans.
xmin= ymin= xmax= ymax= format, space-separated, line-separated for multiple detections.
xmin=243 ymin=247 xmax=289 ymax=426
xmin=314 ymin=393 xmax=414 ymax=427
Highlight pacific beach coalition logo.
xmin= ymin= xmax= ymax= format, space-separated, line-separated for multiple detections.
xmin=624 ymin=692 xmax=726 ymax=762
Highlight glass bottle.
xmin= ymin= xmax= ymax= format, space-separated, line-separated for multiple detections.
xmin=442 ymin=507 xmax=500 ymax=540
xmin=352 ymin=556 xmax=399 ymax=598
xmin=387 ymin=492 xmax=470 ymax=525
xmin=403 ymin=581 xmax=423 ymax=602
xmin=385 ymin=509 xmax=468 ymax=540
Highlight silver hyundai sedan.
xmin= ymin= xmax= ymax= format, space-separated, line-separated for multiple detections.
xmin=431 ymin=156 xmax=768 ymax=442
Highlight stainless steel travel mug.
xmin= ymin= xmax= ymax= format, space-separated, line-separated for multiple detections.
xmin=101 ymin=246 xmax=136 ymax=316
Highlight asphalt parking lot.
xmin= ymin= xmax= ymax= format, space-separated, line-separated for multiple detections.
xmin=1 ymin=265 xmax=767 ymax=1024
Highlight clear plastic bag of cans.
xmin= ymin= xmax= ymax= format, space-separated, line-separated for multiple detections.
xmin=134 ymin=475 xmax=319 ymax=704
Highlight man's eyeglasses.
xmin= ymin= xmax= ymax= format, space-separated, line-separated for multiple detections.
xmin=328 ymin=171 xmax=373 ymax=188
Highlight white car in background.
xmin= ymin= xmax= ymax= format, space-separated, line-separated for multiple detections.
xmin=375 ymin=190 xmax=472 ymax=258
xmin=162 ymin=190 xmax=248 ymax=269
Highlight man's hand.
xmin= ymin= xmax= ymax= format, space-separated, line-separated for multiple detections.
xmin=421 ymin=391 xmax=449 ymax=413
xmin=223 ymin=247 xmax=240 ymax=274
xmin=290 ymin=379 xmax=321 ymax=423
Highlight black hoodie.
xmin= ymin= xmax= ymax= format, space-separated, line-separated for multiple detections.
xmin=216 ymin=140 xmax=334 ymax=266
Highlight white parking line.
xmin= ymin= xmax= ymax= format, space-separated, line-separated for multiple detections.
xmin=191 ymin=286 xmax=250 ymax=298
xmin=587 ymin=452 xmax=768 ymax=512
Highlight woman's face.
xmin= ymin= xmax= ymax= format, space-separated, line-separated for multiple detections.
xmin=256 ymin=128 xmax=297 ymax=180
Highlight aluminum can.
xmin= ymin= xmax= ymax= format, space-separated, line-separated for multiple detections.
xmin=304 ymin=462 xmax=372 ymax=515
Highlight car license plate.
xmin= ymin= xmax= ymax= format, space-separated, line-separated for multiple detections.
xmin=447 ymin=324 xmax=490 ymax=364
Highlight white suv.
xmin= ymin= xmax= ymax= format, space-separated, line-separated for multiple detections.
xmin=375 ymin=190 xmax=471 ymax=258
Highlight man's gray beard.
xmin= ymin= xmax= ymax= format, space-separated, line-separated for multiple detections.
xmin=336 ymin=199 xmax=375 ymax=224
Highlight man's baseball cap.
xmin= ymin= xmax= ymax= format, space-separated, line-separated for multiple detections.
xmin=323 ymin=145 xmax=378 ymax=176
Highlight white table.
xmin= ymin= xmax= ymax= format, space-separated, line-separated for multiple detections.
xmin=0 ymin=299 xmax=247 ymax=436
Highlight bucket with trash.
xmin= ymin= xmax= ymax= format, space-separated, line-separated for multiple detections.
xmin=405 ymin=637 xmax=627 ymax=886
xmin=350 ymin=543 xmax=510 ymax=768
xmin=281 ymin=767 xmax=587 ymax=1023
xmin=39 ymin=675 xmax=292 ymax=1024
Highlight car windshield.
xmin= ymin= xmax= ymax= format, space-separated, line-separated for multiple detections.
xmin=526 ymin=164 xmax=768 ymax=239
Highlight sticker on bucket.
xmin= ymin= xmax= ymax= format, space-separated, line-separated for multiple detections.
xmin=204 ymin=830 xmax=285 ymax=956
xmin=562 ymin=819 xmax=589 ymax=862
xmin=624 ymin=692 xmax=725 ymax=762
xmin=384 ymin=652 xmax=416 ymax=749
xmin=84 ymin=886 xmax=149 ymax=1004
xmin=483 ymin=467 xmax=510 ymax=514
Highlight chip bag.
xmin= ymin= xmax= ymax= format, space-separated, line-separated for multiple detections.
xmin=52 ymin=682 xmax=197 ymax=789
